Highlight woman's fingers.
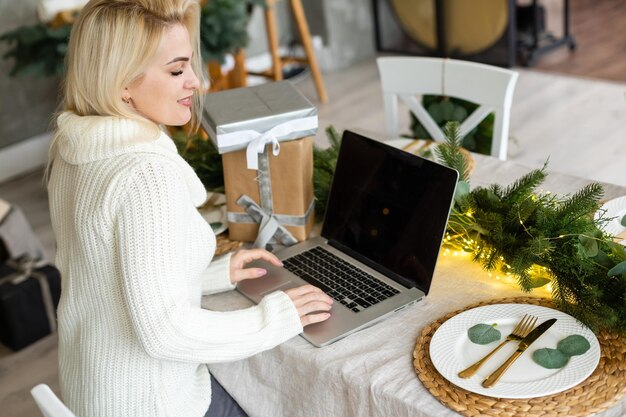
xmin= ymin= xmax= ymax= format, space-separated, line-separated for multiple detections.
xmin=301 ymin=312 xmax=331 ymax=327
xmin=284 ymin=285 xmax=333 ymax=327
xmin=287 ymin=289 xmax=331 ymax=309
xmin=229 ymin=248 xmax=282 ymax=284
xmin=284 ymin=284 xmax=324 ymax=297
xmin=230 ymin=267 xmax=267 ymax=283
xmin=233 ymin=248 xmax=282 ymax=268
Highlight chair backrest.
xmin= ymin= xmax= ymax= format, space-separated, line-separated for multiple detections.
xmin=31 ymin=384 xmax=77 ymax=417
xmin=376 ymin=56 xmax=518 ymax=160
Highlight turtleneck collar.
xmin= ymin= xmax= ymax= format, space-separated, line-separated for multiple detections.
xmin=55 ymin=111 xmax=172 ymax=164
xmin=54 ymin=111 xmax=207 ymax=206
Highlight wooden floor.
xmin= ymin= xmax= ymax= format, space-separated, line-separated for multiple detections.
xmin=1 ymin=1 xmax=626 ymax=412
xmin=531 ymin=0 xmax=626 ymax=83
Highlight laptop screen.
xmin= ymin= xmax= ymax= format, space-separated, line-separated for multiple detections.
xmin=321 ymin=131 xmax=459 ymax=294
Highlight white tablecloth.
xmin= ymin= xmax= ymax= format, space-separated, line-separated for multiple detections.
xmin=204 ymin=154 xmax=626 ymax=417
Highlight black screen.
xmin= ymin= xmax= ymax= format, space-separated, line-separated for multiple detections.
xmin=321 ymin=131 xmax=459 ymax=294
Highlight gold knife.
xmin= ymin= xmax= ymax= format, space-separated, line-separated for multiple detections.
xmin=482 ymin=318 xmax=557 ymax=388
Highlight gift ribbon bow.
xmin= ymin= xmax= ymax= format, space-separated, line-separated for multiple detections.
xmin=216 ymin=116 xmax=318 ymax=170
xmin=1 ymin=258 xmax=57 ymax=332
xmin=226 ymin=150 xmax=315 ymax=249
xmin=233 ymin=195 xmax=300 ymax=248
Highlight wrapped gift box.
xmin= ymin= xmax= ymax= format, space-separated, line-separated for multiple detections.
xmin=222 ymin=138 xmax=315 ymax=242
xmin=202 ymin=81 xmax=317 ymax=247
xmin=0 ymin=261 xmax=61 ymax=350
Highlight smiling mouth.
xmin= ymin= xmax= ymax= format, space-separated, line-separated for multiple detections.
xmin=178 ymin=96 xmax=193 ymax=107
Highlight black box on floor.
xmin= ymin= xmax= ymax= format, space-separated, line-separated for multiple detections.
xmin=0 ymin=263 xmax=61 ymax=351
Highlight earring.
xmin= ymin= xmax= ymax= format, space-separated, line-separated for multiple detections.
xmin=122 ymin=97 xmax=130 ymax=104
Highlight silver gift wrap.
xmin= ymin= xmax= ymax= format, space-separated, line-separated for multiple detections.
xmin=201 ymin=81 xmax=318 ymax=156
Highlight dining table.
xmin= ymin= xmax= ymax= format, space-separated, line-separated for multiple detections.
xmin=203 ymin=149 xmax=626 ymax=417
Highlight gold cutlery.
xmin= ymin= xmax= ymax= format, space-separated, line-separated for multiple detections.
xmin=482 ymin=318 xmax=557 ymax=388
xmin=458 ymin=314 xmax=538 ymax=379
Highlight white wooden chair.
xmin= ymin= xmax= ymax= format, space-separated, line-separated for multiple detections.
xmin=376 ymin=56 xmax=518 ymax=160
xmin=31 ymin=384 xmax=77 ymax=417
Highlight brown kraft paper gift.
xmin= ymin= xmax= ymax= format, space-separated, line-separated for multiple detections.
xmin=222 ymin=137 xmax=315 ymax=242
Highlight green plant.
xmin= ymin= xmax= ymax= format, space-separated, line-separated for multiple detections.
xmin=172 ymin=130 xmax=225 ymax=193
xmin=313 ymin=126 xmax=342 ymax=219
xmin=409 ymin=95 xmax=494 ymax=156
xmin=199 ymin=0 xmax=263 ymax=64
xmin=0 ymin=23 xmax=70 ymax=77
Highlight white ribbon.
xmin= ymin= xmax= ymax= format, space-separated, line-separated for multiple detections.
xmin=216 ymin=115 xmax=318 ymax=170
xmin=246 ymin=132 xmax=281 ymax=170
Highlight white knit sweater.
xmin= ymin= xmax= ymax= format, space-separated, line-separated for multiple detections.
xmin=48 ymin=112 xmax=303 ymax=417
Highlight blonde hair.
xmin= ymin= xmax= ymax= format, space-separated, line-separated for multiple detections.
xmin=64 ymin=0 xmax=204 ymax=127
xmin=45 ymin=0 xmax=205 ymax=183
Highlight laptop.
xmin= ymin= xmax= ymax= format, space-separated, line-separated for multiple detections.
xmin=237 ymin=130 xmax=459 ymax=347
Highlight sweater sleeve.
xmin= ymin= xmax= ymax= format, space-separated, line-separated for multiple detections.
xmin=115 ymin=158 xmax=303 ymax=364
xmin=200 ymin=252 xmax=236 ymax=295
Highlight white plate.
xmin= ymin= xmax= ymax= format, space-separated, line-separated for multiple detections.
xmin=429 ymin=304 xmax=600 ymax=399
xmin=595 ymin=196 xmax=626 ymax=240
xmin=199 ymin=192 xmax=228 ymax=235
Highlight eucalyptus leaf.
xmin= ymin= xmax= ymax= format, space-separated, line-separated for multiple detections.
xmin=533 ymin=348 xmax=569 ymax=369
xmin=608 ymin=261 xmax=626 ymax=277
xmin=467 ymin=323 xmax=501 ymax=344
xmin=454 ymin=180 xmax=470 ymax=206
xmin=578 ymin=234 xmax=599 ymax=257
xmin=592 ymin=250 xmax=614 ymax=268
xmin=557 ymin=335 xmax=591 ymax=356
xmin=621 ymin=214 xmax=626 ymax=227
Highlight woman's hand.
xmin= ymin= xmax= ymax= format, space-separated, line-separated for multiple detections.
xmin=284 ymin=285 xmax=334 ymax=327
xmin=229 ymin=248 xmax=283 ymax=284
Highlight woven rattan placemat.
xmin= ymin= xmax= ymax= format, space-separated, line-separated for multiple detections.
xmin=413 ymin=297 xmax=626 ymax=417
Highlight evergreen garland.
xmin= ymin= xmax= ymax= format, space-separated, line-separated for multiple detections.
xmin=440 ymin=121 xmax=626 ymax=335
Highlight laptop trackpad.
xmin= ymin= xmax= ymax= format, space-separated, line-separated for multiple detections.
xmin=237 ymin=263 xmax=298 ymax=301
xmin=260 ymin=281 xmax=296 ymax=296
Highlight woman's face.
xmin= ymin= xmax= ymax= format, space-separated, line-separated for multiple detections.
xmin=124 ymin=24 xmax=200 ymax=126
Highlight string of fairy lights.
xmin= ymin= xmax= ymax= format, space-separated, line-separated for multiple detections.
xmin=439 ymin=192 xmax=566 ymax=292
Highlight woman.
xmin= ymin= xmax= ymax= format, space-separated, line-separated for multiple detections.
xmin=47 ymin=1 xmax=333 ymax=416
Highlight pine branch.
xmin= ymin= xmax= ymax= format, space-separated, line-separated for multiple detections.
xmin=502 ymin=165 xmax=547 ymax=202
xmin=556 ymin=183 xmax=604 ymax=221
xmin=435 ymin=122 xmax=470 ymax=182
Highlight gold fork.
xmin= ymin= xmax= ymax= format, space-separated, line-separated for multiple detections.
xmin=458 ymin=314 xmax=538 ymax=379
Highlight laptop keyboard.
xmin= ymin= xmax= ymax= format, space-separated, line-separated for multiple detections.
xmin=282 ymin=246 xmax=400 ymax=313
